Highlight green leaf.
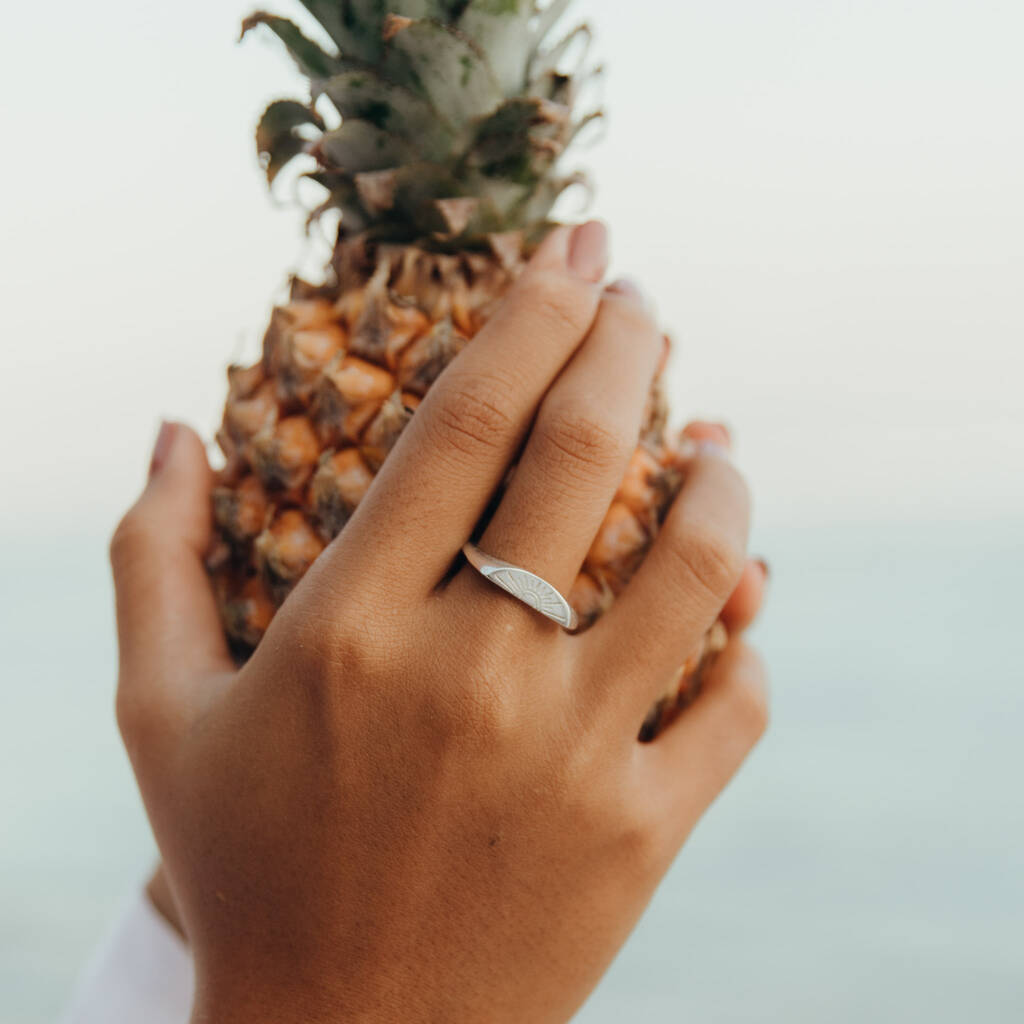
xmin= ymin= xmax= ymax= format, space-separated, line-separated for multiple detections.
xmin=263 ymin=134 xmax=309 ymax=187
xmin=467 ymin=97 xmax=568 ymax=182
xmin=458 ymin=0 xmax=534 ymax=94
xmin=469 ymin=173 xmax=531 ymax=221
xmin=321 ymin=71 xmax=455 ymax=159
xmin=320 ymin=120 xmax=417 ymax=173
xmin=515 ymin=170 xmax=586 ymax=226
xmin=291 ymin=1 xmax=373 ymax=61
xmin=532 ymin=0 xmax=573 ymax=50
xmin=304 ymin=172 xmax=372 ymax=233
xmin=566 ymin=109 xmax=604 ymax=148
xmin=390 ymin=163 xmax=464 ymax=233
xmin=393 ymin=164 xmax=462 ymax=209
xmin=241 ymin=12 xmax=342 ymax=80
xmin=256 ymin=99 xmax=323 ymax=155
xmin=531 ymin=23 xmax=592 ymax=80
xmin=382 ymin=20 xmax=503 ymax=128
xmin=465 ymin=167 xmax=585 ymax=231
xmin=470 ymin=0 xmax=529 ymax=10
xmin=336 ymin=0 xmax=389 ymax=62
xmin=385 ymin=1 xmax=481 ymax=22
xmin=528 ymin=69 xmax=571 ymax=103
xmin=256 ymin=99 xmax=324 ymax=185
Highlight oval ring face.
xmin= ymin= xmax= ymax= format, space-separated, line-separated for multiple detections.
xmin=462 ymin=543 xmax=580 ymax=631
xmin=485 ymin=567 xmax=576 ymax=628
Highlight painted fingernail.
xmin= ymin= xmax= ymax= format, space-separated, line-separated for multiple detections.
xmin=149 ymin=420 xmax=177 ymax=479
xmin=568 ymin=220 xmax=608 ymax=281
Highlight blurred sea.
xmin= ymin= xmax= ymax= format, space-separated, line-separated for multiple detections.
xmin=2 ymin=520 xmax=1022 ymax=1023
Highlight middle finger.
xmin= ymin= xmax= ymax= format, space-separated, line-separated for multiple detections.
xmin=448 ymin=280 xmax=663 ymax=613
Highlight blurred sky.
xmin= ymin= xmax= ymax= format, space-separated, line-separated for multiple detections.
xmin=2 ymin=0 xmax=1022 ymax=541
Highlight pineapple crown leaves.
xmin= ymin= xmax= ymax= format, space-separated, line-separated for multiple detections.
xmin=242 ymin=0 xmax=601 ymax=247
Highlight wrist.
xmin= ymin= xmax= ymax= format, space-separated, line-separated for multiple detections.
xmin=190 ymin=951 xmax=450 ymax=1024
xmin=191 ymin=958 xmax=365 ymax=1024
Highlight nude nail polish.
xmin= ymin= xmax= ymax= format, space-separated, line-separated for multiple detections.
xmin=568 ymin=220 xmax=608 ymax=281
xmin=149 ymin=421 xmax=177 ymax=479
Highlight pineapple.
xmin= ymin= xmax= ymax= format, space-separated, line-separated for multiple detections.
xmin=210 ymin=0 xmax=726 ymax=739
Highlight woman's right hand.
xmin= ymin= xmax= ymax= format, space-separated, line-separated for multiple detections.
xmin=111 ymin=222 xmax=768 ymax=1024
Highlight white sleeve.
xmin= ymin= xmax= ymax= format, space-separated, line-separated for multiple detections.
xmin=59 ymin=889 xmax=194 ymax=1024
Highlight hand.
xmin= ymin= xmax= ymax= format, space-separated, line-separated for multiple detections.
xmin=111 ymin=223 xmax=769 ymax=1023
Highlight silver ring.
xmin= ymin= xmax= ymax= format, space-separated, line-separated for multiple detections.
xmin=462 ymin=542 xmax=580 ymax=631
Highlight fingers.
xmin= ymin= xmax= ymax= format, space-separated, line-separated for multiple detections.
xmin=581 ymin=446 xmax=751 ymax=716
xmin=680 ymin=420 xmax=731 ymax=449
xmin=677 ymin=422 xmax=768 ymax=634
xmin=110 ymin=423 xmax=233 ymax=748
xmin=453 ymin=280 xmax=662 ymax=601
xmin=315 ymin=221 xmax=609 ymax=598
xmin=720 ymin=558 xmax=769 ymax=633
xmin=639 ymin=640 xmax=769 ymax=845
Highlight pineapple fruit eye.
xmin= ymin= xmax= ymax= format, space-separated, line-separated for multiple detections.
xmin=212 ymin=1 xmax=722 ymax=737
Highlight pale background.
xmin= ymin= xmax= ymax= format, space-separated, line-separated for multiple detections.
xmin=1 ymin=1 xmax=1022 ymax=1021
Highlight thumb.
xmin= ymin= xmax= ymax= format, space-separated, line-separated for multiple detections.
xmin=111 ymin=422 xmax=232 ymax=750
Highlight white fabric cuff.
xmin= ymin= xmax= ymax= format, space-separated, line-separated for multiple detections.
xmin=59 ymin=888 xmax=194 ymax=1024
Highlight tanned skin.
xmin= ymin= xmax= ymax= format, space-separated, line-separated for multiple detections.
xmin=112 ymin=223 xmax=769 ymax=1024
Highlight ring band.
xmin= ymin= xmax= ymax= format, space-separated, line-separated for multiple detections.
xmin=462 ymin=542 xmax=580 ymax=631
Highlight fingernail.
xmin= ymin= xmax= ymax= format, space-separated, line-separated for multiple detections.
xmin=149 ymin=420 xmax=177 ymax=479
xmin=697 ymin=440 xmax=731 ymax=460
xmin=675 ymin=436 xmax=698 ymax=461
xmin=607 ymin=277 xmax=643 ymax=301
xmin=607 ymin=277 xmax=654 ymax=313
xmin=568 ymin=220 xmax=608 ymax=282
xmin=755 ymin=557 xmax=771 ymax=583
xmin=681 ymin=421 xmax=732 ymax=451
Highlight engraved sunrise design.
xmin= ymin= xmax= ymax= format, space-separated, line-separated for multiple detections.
xmin=485 ymin=568 xmax=576 ymax=628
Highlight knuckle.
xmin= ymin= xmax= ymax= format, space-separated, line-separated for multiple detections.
xmin=291 ymin=599 xmax=399 ymax=685
xmin=613 ymin=800 xmax=664 ymax=877
xmin=521 ymin=272 xmax=594 ymax=339
xmin=559 ymin=751 xmax=664 ymax=876
xmin=536 ymin=403 xmax=627 ymax=483
xmin=434 ymin=673 xmax=523 ymax=749
xmin=114 ymin=684 xmax=160 ymax=755
xmin=431 ymin=372 xmax=517 ymax=457
xmin=426 ymin=624 xmax=568 ymax=751
xmin=109 ymin=510 xmax=151 ymax=572
xmin=666 ymin=523 xmax=746 ymax=604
